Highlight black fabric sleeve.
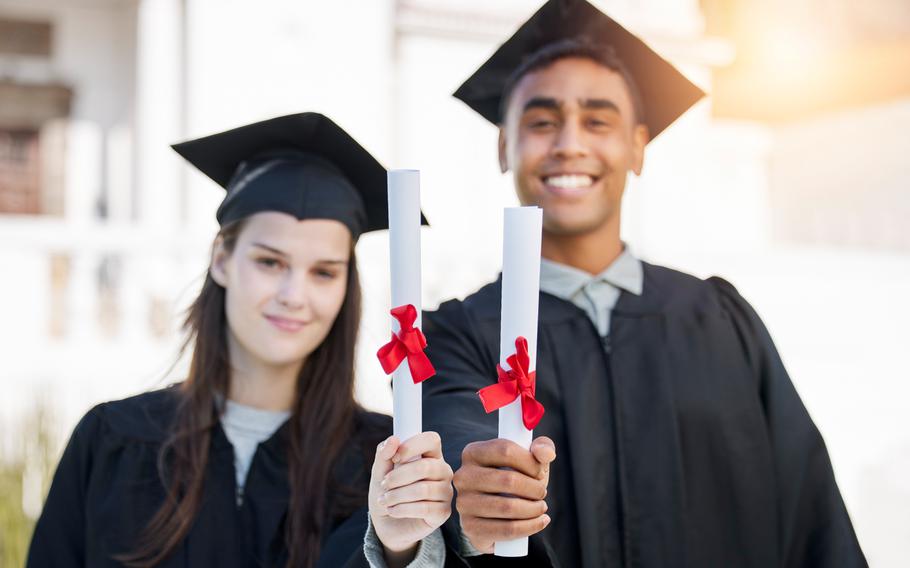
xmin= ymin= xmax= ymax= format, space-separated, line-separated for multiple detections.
xmin=26 ymin=406 xmax=105 ymax=568
xmin=709 ymin=277 xmax=867 ymax=568
xmin=321 ymin=411 xmax=462 ymax=568
xmin=423 ymin=300 xmax=556 ymax=568
xmin=423 ymin=300 xmax=498 ymax=472
xmin=319 ymin=497 xmax=464 ymax=567
xmin=316 ymin=506 xmax=370 ymax=568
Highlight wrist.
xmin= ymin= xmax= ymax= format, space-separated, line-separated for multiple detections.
xmin=458 ymin=517 xmax=488 ymax=556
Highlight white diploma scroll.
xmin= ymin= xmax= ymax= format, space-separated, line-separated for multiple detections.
xmin=388 ymin=169 xmax=423 ymax=443
xmin=495 ymin=206 xmax=543 ymax=557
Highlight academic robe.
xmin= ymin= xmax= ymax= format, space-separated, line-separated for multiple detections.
xmin=423 ymin=262 xmax=867 ymax=568
xmin=27 ymin=386 xmax=389 ymax=568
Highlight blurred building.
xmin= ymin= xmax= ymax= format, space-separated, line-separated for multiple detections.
xmin=0 ymin=0 xmax=192 ymax=462
xmin=0 ymin=0 xmax=907 ymax=564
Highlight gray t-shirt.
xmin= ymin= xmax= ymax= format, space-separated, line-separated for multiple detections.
xmin=220 ymin=399 xmax=290 ymax=504
xmin=221 ymin=399 xmax=443 ymax=567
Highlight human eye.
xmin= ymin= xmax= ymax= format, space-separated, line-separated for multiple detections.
xmin=313 ymin=267 xmax=340 ymax=281
xmin=587 ymin=115 xmax=614 ymax=131
xmin=255 ymin=257 xmax=285 ymax=271
xmin=523 ymin=111 xmax=559 ymax=131
xmin=528 ymin=118 xmax=557 ymax=130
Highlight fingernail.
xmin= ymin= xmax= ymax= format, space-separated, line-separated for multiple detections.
xmin=543 ymin=514 xmax=551 ymax=526
xmin=391 ymin=453 xmax=401 ymax=464
xmin=377 ymin=493 xmax=386 ymax=505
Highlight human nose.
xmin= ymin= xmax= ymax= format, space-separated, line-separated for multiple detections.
xmin=551 ymin=117 xmax=588 ymax=160
xmin=276 ymin=271 xmax=308 ymax=310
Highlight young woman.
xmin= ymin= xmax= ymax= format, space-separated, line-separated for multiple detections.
xmin=27 ymin=113 xmax=453 ymax=568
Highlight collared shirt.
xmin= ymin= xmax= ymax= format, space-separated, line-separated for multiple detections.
xmin=539 ymin=247 xmax=644 ymax=337
xmin=457 ymin=247 xmax=644 ymax=559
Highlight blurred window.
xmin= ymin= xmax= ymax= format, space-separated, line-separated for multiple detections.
xmin=0 ymin=129 xmax=41 ymax=214
xmin=0 ymin=17 xmax=52 ymax=56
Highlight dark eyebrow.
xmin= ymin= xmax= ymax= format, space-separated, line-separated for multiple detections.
xmin=521 ymin=97 xmax=621 ymax=115
xmin=251 ymin=242 xmax=289 ymax=257
xmin=580 ymin=98 xmax=621 ymax=113
xmin=522 ymin=97 xmax=561 ymax=113
xmin=253 ymin=243 xmax=349 ymax=265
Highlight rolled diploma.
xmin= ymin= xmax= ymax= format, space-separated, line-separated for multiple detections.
xmin=495 ymin=206 xmax=543 ymax=557
xmin=388 ymin=169 xmax=423 ymax=443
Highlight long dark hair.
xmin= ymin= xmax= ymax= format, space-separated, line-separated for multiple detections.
xmin=118 ymin=218 xmax=363 ymax=567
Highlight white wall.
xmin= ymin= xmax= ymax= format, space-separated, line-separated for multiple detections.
xmin=0 ymin=0 xmax=142 ymax=451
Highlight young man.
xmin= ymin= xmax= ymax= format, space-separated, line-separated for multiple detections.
xmin=422 ymin=1 xmax=867 ymax=566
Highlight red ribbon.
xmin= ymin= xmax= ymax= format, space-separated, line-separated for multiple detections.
xmin=477 ymin=336 xmax=545 ymax=430
xmin=377 ymin=304 xmax=436 ymax=383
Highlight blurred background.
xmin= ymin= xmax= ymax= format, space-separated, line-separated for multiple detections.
xmin=0 ymin=0 xmax=908 ymax=565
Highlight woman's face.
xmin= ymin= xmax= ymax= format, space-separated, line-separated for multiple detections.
xmin=211 ymin=212 xmax=351 ymax=374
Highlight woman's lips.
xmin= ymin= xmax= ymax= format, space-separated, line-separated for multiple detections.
xmin=264 ymin=314 xmax=308 ymax=332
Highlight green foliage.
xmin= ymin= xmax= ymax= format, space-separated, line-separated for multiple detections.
xmin=0 ymin=463 xmax=35 ymax=568
xmin=0 ymin=401 xmax=60 ymax=568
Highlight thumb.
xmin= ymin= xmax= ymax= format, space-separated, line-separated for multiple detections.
xmin=371 ymin=435 xmax=400 ymax=484
xmin=530 ymin=436 xmax=556 ymax=477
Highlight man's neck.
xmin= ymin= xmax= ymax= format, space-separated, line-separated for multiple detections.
xmin=541 ymin=222 xmax=623 ymax=275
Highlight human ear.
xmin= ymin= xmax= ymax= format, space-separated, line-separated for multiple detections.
xmin=209 ymin=236 xmax=229 ymax=287
xmin=631 ymin=124 xmax=648 ymax=176
xmin=498 ymin=127 xmax=509 ymax=174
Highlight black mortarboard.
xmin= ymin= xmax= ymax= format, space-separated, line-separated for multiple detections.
xmin=172 ymin=112 xmax=426 ymax=239
xmin=453 ymin=0 xmax=705 ymax=141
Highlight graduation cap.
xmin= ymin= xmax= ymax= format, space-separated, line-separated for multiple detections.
xmin=453 ymin=0 xmax=705 ymax=141
xmin=172 ymin=112 xmax=427 ymax=239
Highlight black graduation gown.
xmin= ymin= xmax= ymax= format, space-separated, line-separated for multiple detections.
xmin=422 ymin=262 xmax=867 ymax=568
xmin=26 ymin=387 xmax=389 ymax=568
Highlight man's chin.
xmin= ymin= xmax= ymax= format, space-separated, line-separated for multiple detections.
xmin=542 ymin=215 xmax=609 ymax=238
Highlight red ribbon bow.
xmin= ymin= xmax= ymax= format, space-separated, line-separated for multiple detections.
xmin=477 ymin=336 xmax=545 ymax=430
xmin=377 ymin=304 xmax=436 ymax=383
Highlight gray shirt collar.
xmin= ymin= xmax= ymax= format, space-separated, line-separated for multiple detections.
xmin=540 ymin=246 xmax=643 ymax=298
xmin=539 ymin=246 xmax=643 ymax=336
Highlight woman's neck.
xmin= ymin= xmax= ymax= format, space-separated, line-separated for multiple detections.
xmin=226 ymin=336 xmax=302 ymax=412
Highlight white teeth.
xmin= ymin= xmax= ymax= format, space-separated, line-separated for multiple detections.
xmin=544 ymin=174 xmax=594 ymax=189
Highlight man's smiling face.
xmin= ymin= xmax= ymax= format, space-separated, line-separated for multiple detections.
xmin=499 ymin=56 xmax=648 ymax=238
